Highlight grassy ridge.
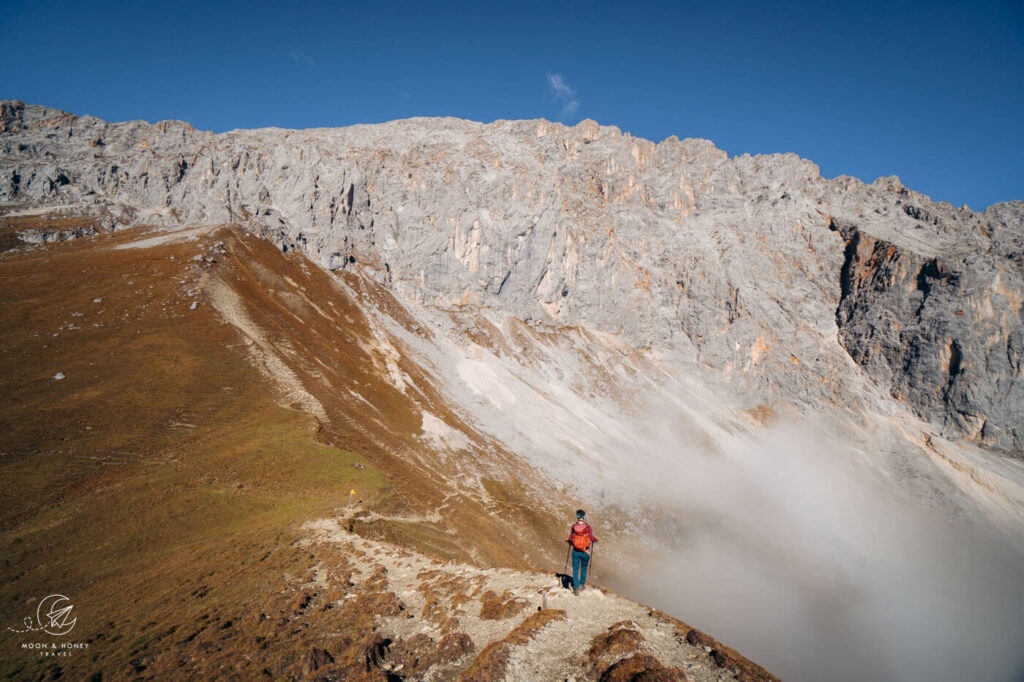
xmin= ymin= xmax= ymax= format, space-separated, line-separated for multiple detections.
xmin=0 ymin=225 xmax=388 ymax=679
xmin=0 ymin=221 xmax=573 ymax=679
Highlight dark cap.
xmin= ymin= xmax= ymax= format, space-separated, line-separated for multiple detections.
xmin=576 ymin=509 xmax=585 ymax=519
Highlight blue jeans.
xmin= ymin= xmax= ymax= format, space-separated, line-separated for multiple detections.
xmin=572 ymin=549 xmax=591 ymax=589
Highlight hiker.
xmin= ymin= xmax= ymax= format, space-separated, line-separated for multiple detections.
xmin=567 ymin=509 xmax=597 ymax=595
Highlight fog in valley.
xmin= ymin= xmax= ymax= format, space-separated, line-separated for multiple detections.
xmin=601 ymin=418 xmax=1024 ymax=682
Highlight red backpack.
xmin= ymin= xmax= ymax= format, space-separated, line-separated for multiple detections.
xmin=570 ymin=522 xmax=591 ymax=551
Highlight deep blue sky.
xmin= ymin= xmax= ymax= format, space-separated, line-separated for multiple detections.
xmin=2 ymin=0 xmax=1022 ymax=209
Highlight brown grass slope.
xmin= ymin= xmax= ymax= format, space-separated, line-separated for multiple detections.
xmin=0 ymin=221 xmax=564 ymax=680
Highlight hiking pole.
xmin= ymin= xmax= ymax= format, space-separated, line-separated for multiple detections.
xmin=563 ymin=543 xmax=571 ymax=575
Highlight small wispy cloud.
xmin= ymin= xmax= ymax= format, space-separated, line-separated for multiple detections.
xmin=288 ymin=48 xmax=315 ymax=67
xmin=547 ymin=73 xmax=579 ymax=119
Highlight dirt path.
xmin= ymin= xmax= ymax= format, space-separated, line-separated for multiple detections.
xmin=305 ymin=517 xmax=769 ymax=681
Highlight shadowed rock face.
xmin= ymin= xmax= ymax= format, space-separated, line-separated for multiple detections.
xmin=1 ymin=99 xmax=1022 ymax=456
xmin=832 ymin=216 xmax=1024 ymax=455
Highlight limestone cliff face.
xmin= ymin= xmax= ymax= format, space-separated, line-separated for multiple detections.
xmin=833 ymin=212 xmax=1024 ymax=454
xmin=2 ymin=100 xmax=1022 ymax=456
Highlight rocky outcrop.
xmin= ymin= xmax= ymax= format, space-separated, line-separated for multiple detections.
xmin=1 ymin=100 xmax=1021 ymax=456
xmin=832 ymin=213 xmax=1024 ymax=454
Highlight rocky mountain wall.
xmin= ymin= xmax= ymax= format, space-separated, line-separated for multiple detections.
xmin=2 ymin=100 xmax=1021 ymax=455
xmin=833 ymin=215 xmax=1024 ymax=453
